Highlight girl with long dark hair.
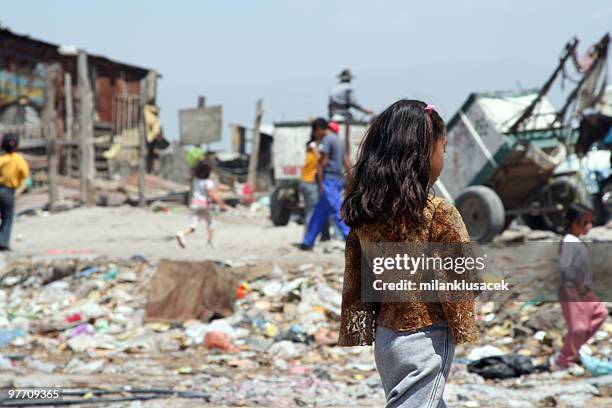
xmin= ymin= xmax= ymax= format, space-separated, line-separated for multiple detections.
xmin=338 ymin=100 xmax=478 ymax=407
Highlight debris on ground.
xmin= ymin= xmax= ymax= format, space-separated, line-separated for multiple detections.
xmin=144 ymin=260 xmax=237 ymax=322
xmin=0 ymin=255 xmax=384 ymax=406
xmin=1 ymin=217 xmax=611 ymax=407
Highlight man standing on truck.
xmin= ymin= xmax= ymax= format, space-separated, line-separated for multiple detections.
xmin=328 ymin=69 xmax=373 ymax=121
xmin=300 ymin=118 xmax=350 ymax=250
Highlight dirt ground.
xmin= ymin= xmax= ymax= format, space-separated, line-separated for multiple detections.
xmin=2 ymin=204 xmax=612 ymax=407
xmin=11 ymin=205 xmax=317 ymax=263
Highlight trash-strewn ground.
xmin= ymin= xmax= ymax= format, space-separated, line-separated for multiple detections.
xmin=1 ymin=205 xmax=611 ymax=407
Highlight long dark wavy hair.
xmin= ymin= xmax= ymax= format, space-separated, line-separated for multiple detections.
xmin=341 ymin=99 xmax=445 ymax=227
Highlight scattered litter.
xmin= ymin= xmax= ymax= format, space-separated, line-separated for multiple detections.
xmin=64 ymin=357 xmax=105 ymax=374
xmin=0 ymin=328 xmax=25 ymax=347
xmin=580 ymin=354 xmax=612 ymax=376
xmin=1 ymin=230 xmax=610 ymax=406
xmin=467 ymin=345 xmax=505 ymax=362
xmin=468 ymin=354 xmax=535 ymax=379
xmin=204 ymin=331 xmax=238 ymax=353
xmin=75 ymin=266 xmax=100 ymax=278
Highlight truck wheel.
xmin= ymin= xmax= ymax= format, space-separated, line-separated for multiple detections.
xmin=597 ymin=178 xmax=612 ymax=223
xmin=270 ymin=189 xmax=291 ymax=226
xmin=455 ymin=186 xmax=505 ymax=242
xmin=522 ymin=188 xmax=549 ymax=231
xmin=540 ymin=176 xmax=590 ymax=233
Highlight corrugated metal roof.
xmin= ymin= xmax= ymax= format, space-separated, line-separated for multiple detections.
xmin=0 ymin=25 xmax=159 ymax=77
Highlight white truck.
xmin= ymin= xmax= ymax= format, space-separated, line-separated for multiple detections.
xmin=269 ymin=121 xmax=369 ymax=225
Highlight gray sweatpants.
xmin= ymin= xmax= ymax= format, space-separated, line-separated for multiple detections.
xmin=374 ymin=322 xmax=455 ymax=408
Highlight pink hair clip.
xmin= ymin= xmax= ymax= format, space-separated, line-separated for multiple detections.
xmin=424 ymin=104 xmax=436 ymax=112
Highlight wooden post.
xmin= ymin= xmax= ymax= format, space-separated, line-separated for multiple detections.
xmin=231 ymin=125 xmax=246 ymax=154
xmin=198 ymin=96 xmax=207 ymax=157
xmin=344 ymin=117 xmax=351 ymax=161
xmin=47 ymin=124 xmax=59 ymax=211
xmin=64 ymin=72 xmax=74 ymax=176
xmin=43 ymin=67 xmax=59 ymax=211
xmin=77 ymin=51 xmax=96 ymax=205
xmin=145 ymin=71 xmax=158 ymax=105
xmin=247 ymin=99 xmax=263 ymax=190
xmin=138 ymin=78 xmax=147 ymax=207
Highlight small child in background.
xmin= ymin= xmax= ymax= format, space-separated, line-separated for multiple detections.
xmin=176 ymin=159 xmax=228 ymax=248
xmin=551 ymin=204 xmax=608 ymax=373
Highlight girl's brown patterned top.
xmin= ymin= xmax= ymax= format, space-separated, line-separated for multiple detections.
xmin=338 ymin=196 xmax=479 ymax=346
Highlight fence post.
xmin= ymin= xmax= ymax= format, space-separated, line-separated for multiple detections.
xmin=47 ymin=124 xmax=59 ymax=211
xmin=43 ymin=66 xmax=59 ymax=211
xmin=138 ymin=79 xmax=147 ymax=207
xmin=77 ymin=50 xmax=96 ymax=205
xmin=64 ymin=72 xmax=73 ymax=176
xmin=247 ymin=99 xmax=263 ymax=190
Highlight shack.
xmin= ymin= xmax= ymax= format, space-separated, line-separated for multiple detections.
xmin=0 ymin=25 xmax=162 ymax=180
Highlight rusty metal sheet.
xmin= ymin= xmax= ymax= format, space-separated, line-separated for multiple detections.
xmin=144 ymin=259 xmax=237 ymax=323
xmin=0 ymin=62 xmax=48 ymax=108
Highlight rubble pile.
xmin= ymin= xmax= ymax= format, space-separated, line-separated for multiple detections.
xmin=0 ymin=253 xmax=610 ymax=406
xmin=448 ymin=300 xmax=612 ymax=406
xmin=0 ymin=256 xmax=382 ymax=406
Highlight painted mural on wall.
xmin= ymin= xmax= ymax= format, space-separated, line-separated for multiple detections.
xmin=0 ymin=61 xmax=47 ymax=107
xmin=0 ymin=59 xmax=50 ymax=125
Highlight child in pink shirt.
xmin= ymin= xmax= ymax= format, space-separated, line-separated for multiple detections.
xmin=176 ymin=159 xmax=228 ymax=248
xmin=552 ymin=204 xmax=608 ymax=371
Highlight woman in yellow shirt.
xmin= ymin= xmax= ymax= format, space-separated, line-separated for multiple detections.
xmin=299 ymin=131 xmax=330 ymax=240
xmin=0 ymin=133 xmax=30 ymax=250
xmin=299 ymin=135 xmax=320 ymax=232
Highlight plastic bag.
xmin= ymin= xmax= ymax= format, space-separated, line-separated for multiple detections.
xmin=580 ymin=354 xmax=612 ymax=376
xmin=468 ymin=354 xmax=534 ymax=379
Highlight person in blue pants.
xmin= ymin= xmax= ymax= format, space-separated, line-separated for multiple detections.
xmin=300 ymin=118 xmax=350 ymax=249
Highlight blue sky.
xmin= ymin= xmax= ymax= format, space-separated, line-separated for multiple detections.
xmin=3 ymin=1 xmax=611 ymax=149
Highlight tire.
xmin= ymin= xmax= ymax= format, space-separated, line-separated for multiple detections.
xmin=455 ymin=186 xmax=505 ymax=242
xmin=522 ymin=188 xmax=549 ymax=231
xmin=270 ymin=188 xmax=291 ymax=226
xmin=540 ymin=176 xmax=590 ymax=233
xmin=596 ymin=177 xmax=612 ymax=224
